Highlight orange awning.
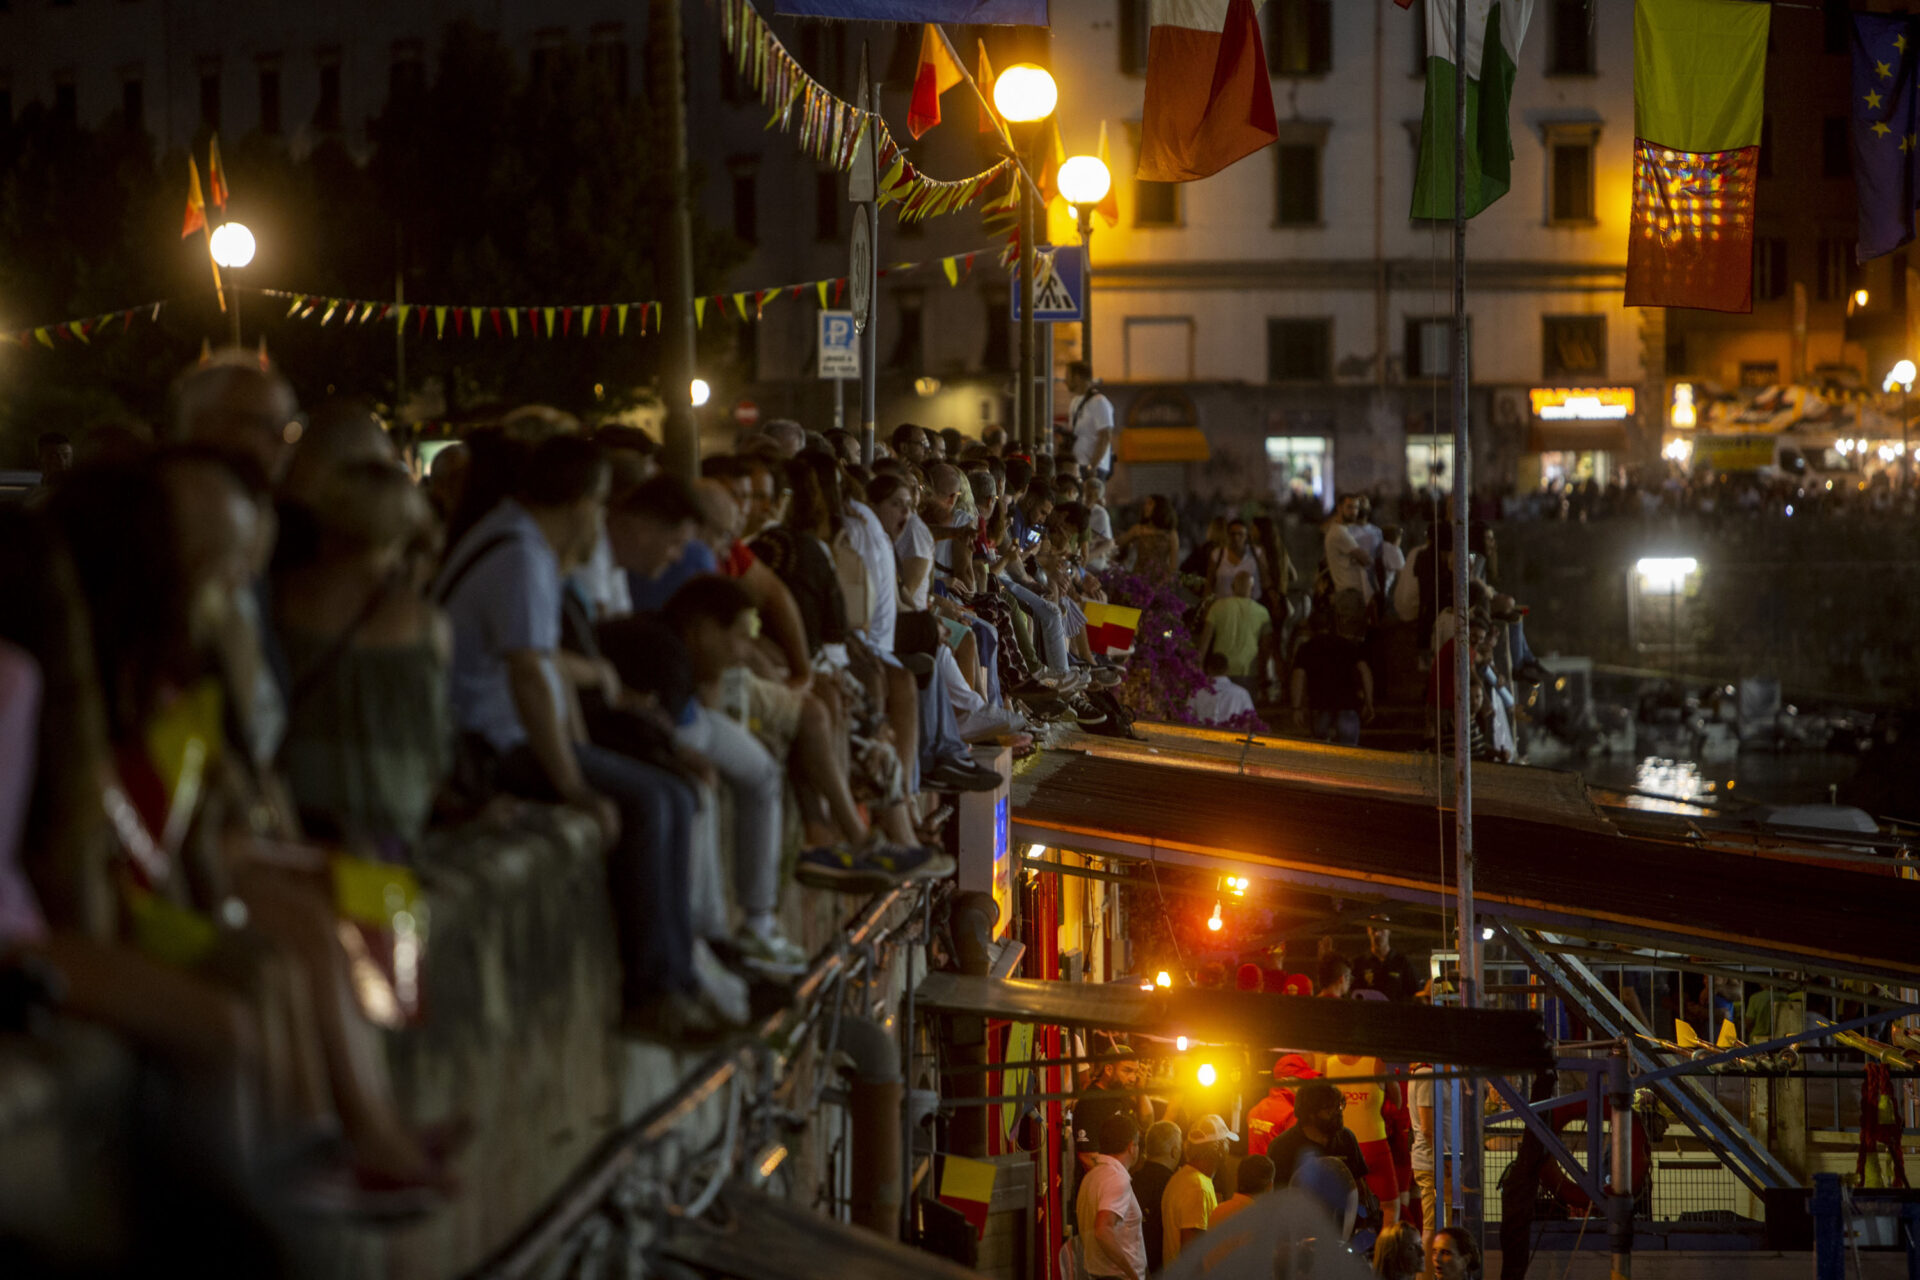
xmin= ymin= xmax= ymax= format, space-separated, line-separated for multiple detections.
xmin=1119 ymin=427 xmax=1210 ymax=463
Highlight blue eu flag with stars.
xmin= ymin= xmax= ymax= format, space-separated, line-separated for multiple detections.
xmin=1856 ymin=12 xmax=1920 ymax=261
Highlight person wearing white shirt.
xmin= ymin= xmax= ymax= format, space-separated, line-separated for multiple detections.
xmin=1190 ymin=655 xmax=1257 ymax=724
xmin=893 ymin=506 xmax=935 ymax=612
xmin=1324 ymin=493 xmax=1373 ymax=602
xmin=1065 ymin=360 xmax=1115 ymax=477
xmin=1077 ymin=1117 xmax=1148 ymax=1280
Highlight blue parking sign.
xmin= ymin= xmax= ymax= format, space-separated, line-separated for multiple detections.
xmin=1011 ymin=246 xmax=1083 ymax=322
xmin=818 ymin=310 xmax=860 ymax=380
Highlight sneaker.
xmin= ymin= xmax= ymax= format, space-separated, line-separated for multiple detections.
xmin=856 ymin=843 xmax=956 ymax=884
xmin=1091 ymin=666 xmax=1125 ymax=688
xmin=691 ymin=939 xmax=752 ymax=1026
xmin=1070 ymin=699 xmax=1109 ymax=726
xmin=735 ymin=928 xmax=809 ymax=978
xmin=795 ymin=845 xmax=870 ymax=890
xmin=924 ymin=757 xmax=1002 ymax=793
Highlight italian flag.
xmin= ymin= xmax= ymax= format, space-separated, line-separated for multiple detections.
xmin=1137 ymin=0 xmax=1278 ymax=183
xmin=1410 ymin=0 xmax=1535 ymax=220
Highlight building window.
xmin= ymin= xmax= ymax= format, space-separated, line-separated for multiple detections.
xmin=1267 ymin=0 xmax=1332 ymax=77
xmin=1275 ymin=145 xmax=1321 ymax=225
xmin=797 ymin=25 xmax=843 ymax=96
xmin=1274 ymin=123 xmax=1329 ymax=225
xmin=121 ymin=76 xmax=143 ymax=129
xmin=1754 ymin=236 xmax=1788 ymax=301
xmin=1125 ymin=316 xmax=1195 ymax=380
xmin=53 ymin=73 xmax=77 ymax=124
xmin=389 ymin=41 xmax=425 ymax=107
xmin=1542 ymin=315 xmax=1607 ymax=379
xmin=1268 ymin=318 xmax=1332 ymax=382
xmin=591 ymin=26 xmax=630 ymax=101
xmin=259 ymin=67 xmax=282 ymax=134
xmin=983 ymin=288 xmax=1011 ymax=370
xmin=1545 ymin=125 xmax=1598 ymax=224
xmin=1758 ymin=115 xmax=1772 ymax=179
xmin=199 ymin=71 xmax=220 ymax=129
xmin=890 ymin=290 xmax=925 ymax=371
xmin=732 ymin=169 xmax=757 ymax=244
xmin=1135 ymin=178 xmax=1179 ymax=226
xmin=1824 ymin=0 xmax=1849 ymax=56
xmin=315 ymin=58 xmax=341 ymax=132
xmin=1119 ymin=0 xmax=1152 ymax=75
xmin=816 ymin=172 xmax=841 ymax=241
xmin=1548 ymin=0 xmax=1594 ymax=75
xmin=1816 ymin=236 xmax=1857 ymax=300
xmin=1822 ymin=117 xmax=1851 ymax=178
xmin=1405 ymin=317 xmax=1468 ymax=380
xmin=1265 ymin=436 xmax=1332 ymax=509
xmin=1406 ymin=433 xmax=1455 ymax=491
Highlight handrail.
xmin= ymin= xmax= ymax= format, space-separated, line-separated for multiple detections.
xmin=470 ymin=884 xmax=918 ymax=1280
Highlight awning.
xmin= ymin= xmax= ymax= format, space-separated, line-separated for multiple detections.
xmin=1119 ymin=427 xmax=1211 ymax=463
xmin=1524 ymin=422 xmax=1630 ymax=453
xmin=914 ymin=973 xmax=1553 ymax=1070
xmin=655 ymin=1179 xmax=980 ymax=1280
xmin=1010 ymin=752 xmax=1920 ymax=983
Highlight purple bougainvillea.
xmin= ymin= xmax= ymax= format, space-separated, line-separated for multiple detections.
xmin=1098 ymin=569 xmax=1268 ymax=734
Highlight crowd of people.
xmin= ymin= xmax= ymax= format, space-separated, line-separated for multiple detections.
xmin=1064 ymin=926 xmax=1484 ymax=1280
xmin=0 ymin=349 xmax=1151 ymax=1213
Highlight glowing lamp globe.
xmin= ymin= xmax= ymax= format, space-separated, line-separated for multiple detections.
xmin=208 ymin=222 xmax=256 ymax=269
xmin=993 ymin=64 xmax=1058 ymax=123
xmin=690 ymin=378 xmax=712 ymax=407
xmin=1197 ymin=1063 xmax=1218 ymax=1087
xmin=1058 ymin=155 xmax=1112 ymax=208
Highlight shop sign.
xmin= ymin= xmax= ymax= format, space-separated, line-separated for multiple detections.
xmin=1529 ymin=387 xmax=1637 ymax=420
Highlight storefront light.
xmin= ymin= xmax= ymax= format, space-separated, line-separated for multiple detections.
xmin=1635 ymin=557 xmax=1697 ymax=591
xmin=1155 ymin=970 xmax=1172 ymax=989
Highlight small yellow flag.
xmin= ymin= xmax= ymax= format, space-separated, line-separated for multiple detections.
xmin=943 ymin=256 xmax=960 ymax=286
xmin=617 ymin=303 xmax=629 ymax=335
xmin=543 ymin=306 xmax=556 ymax=337
xmin=33 ymin=327 xmax=51 ymax=348
xmin=469 ymin=307 xmax=483 ymax=335
xmin=507 ymin=308 xmax=520 ymax=337
xmin=68 ymin=322 xmax=88 ymax=344
xmin=434 ymin=306 xmax=448 ymax=338
xmin=733 ymin=292 xmax=750 ymax=320
xmin=395 ymin=304 xmax=412 ymax=329
xmin=695 ymin=298 xmax=707 ymax=327
xmin=816 ymin=280 xmax=830 ymax=307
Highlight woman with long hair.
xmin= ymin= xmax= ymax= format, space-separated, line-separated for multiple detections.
xmin=1370 ymin=1222 xmax=1423 ymax=1280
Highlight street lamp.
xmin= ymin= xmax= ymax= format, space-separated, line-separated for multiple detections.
xmin=689 ymin=377 xmax=712 ymax=408
xmin=1058 ymin=153 xmax=1111 ymax=373
xmin=208 ymin=221 xmax=256 ymax=347
xmin=993 ymin=63 xmax=1056 ymax=454
xmin=1885 ymin=359 xmax=1914 ymax=488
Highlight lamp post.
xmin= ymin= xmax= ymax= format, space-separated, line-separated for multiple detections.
xmin=1886 ymin=360 xmax=1915 ymax=489
xmin=207 ymin=221 xmax=256 ymax=347
xmin=993 ymin=64 xmax=1057 ymax=453
xmin=1058 ymin=154 xmax=1110 ymax=376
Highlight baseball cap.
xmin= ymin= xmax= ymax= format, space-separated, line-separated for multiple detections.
xmin=1186 ymin=1114 xmax=1239 ymax=1145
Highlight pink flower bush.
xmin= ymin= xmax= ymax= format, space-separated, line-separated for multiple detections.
xmin=1098 ymin=568 xmax=1268 ymax=734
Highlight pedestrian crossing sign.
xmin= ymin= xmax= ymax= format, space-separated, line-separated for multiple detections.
xmin=1011 ymin=245 xmax=1083 ymax=322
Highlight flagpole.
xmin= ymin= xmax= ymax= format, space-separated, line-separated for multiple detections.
xmin=1448 ymin=0 xmax=1483 ymax=1247
xmin=650 ymin=0 xmax=701 ymax=482
xmin=203 ymin=225 xmax=227 ymax=315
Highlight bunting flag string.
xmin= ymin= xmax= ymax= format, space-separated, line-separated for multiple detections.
xmin=248 ymin=249 xmax=991 ymax=340
xmin=6 ymin=248 xmax=997 ymax=355
xmin=716 ymin=0 xmax=1014 ymax=225
xmin=5 ymin=301 xmax=167 ymax=350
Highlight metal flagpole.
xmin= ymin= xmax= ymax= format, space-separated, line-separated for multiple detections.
xmin=1449 ymin=0 xmax=1483 ymax=1242
xmin=651 ymin=0 xmax=701 ymax=482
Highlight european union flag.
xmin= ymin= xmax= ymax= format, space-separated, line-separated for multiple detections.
xmin=1854 ymin=12 xmax=1920 ymax=261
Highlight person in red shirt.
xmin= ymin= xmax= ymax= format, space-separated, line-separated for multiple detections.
xmin=1246 ymin=1053 xmax=1320 ymax=1156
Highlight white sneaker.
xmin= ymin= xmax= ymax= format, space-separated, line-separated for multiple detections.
xmin=736 ymin=928 xmax=808 ymax=977
xmin=690 ymin=939 xmax=752 ymax=1026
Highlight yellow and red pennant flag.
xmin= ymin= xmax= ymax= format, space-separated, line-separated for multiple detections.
xmin=208 ymin=134 xmax=230 ymax=211
xmin=1095 ymin=120 xmax=1120 ymax=228
xmin=1625 ymin=0 xmax=1769 ymax=313
xmin=1083 ymin=601 xmax=1143 ymax=655
xmin=935 ymin=1154 xmax=997 ymax=1240
xmin=907 ymin=24 xmax=965 ymax=139
xmin=182 ymin=156 xmax=209 ymax=238
xmin=976 ymin=40 xmax=999 ymax=134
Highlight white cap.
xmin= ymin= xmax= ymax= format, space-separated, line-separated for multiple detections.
xmin=1186 ymin=1114 xmax=1239 ymax=1145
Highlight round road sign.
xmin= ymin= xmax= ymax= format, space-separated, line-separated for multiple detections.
xmin=733 ymin=398 xmax=761 ymax=428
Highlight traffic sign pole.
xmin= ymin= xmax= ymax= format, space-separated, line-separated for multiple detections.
xmin=1017 ymin=125 xmax=1038 ymax=452
xmin=852 ymin=48 xmax=879 ymax=469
